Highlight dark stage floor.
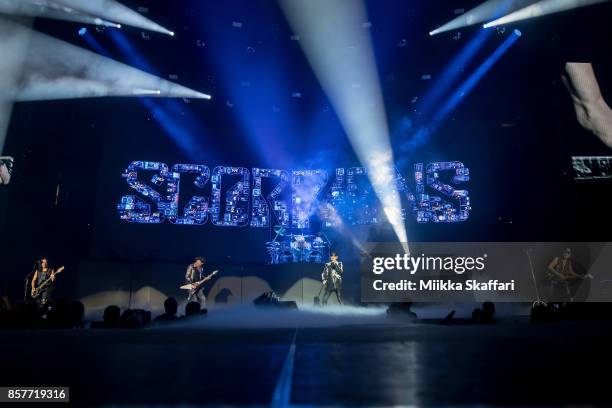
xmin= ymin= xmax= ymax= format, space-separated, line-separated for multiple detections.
xmin=1 ymin=310 xmax=612 ymax=407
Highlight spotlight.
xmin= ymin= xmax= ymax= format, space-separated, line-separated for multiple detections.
xmin=56 ymin=0 xmax=176 ymax=36
xmin=513 ymin=28 xmax=522 ymax=36
xmin=131 ymin=89 xmax=162 ymax=95
xmin=0 ymin=0 xmax=123 ymax=28
xmin=78 ymin=27 xmax=87 ymax=36
xmin=169 ymin=31 xmax=175 ymax=37
xmin=482 ymin=0 xmax=610 ymax=28
xmin=0 ymin=15 xmax=31 ymax=153
xmin=0 ymin=18 xmax=212 ymax=101
xmin=429 ymin=0 xmax=535 ymax=35
xmin=280 ymin=0 xmax=410 ymax=250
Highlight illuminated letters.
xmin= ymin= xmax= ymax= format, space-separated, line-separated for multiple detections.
xmin=118 ymin=160 xmax=471 ymax=227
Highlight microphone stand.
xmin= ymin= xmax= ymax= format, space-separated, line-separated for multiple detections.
xmin=23 ymin=270 xmax=35 ymax=301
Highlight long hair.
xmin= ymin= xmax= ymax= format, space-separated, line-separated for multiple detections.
xmin=34 ymin=258 xmax=48 ymax=273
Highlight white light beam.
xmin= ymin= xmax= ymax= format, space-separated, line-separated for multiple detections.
xmin=483 ymin=0 xmax=611 ymax=28
xmin=280 ymin=0 xmax=409 ymax=250
xmin=429 ymin=0 xmax=537 ymax=35
xmin=0 ymin=18 xmax=211 ymax=101
xmin=0 ymin=0 xmax=120 ymax=28
xmin=55 ymin=0 xmax=174 ymax=36
xmin=0 ymin=17 xmax=32 ymax=154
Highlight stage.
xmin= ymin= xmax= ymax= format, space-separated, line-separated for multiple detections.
xmin=1 ymin=311 xmax=611 ymax=406
xmin=1 ymin=0 xmax=612 ymax=406
xmin=73 ymin=261 xmax=362 ymax=318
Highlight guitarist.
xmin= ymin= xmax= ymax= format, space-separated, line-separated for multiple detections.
xmin=185 ymin=257 xmax=208 ymax=305
xmin=31 ymin=258 xmax=57 ymax=306
xmin=547 ymin=248 xmax=592 ymax=302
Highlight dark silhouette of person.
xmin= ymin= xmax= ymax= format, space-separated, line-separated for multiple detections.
xmin=103 ymin=305 xmax=121 ymax=328
xmin=472 ymin=302 xmax=496 ymax=324
xmin=386 ymin=301 xmax=418 ymax=320
xmin=153 ymin=297 xmax=179 ymax=323
xmin=214 ymin=288 xmax=233 ymax=304
xmin=472 ymin=308 xmax=483 ymax=322
xmin=184 ymin=301 xmax=201 ymax=317
xmin=70 ymin=301 xmax=85 ymax=328
xmin=481 ymin=301 xmax=496 ymax=324
xmin=120 ymin=309 xmax=150 ymax=328
xmin=47 ymin=298 xmax=72 ymax=328
xmin=21 ymin=301 xmax=46 ymax=328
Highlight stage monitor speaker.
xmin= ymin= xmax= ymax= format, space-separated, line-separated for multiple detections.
xmin=253 ymin=291 xmax=298 ymax=310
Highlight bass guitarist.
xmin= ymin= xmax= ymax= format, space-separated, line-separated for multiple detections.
xmin=547 ymin=247 xmax=592 ymax=302
xmin=31 ymin=258 xmax=62 ymax=306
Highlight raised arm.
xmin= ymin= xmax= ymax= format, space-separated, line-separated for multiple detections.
xmin=563 ymin=62 xmax=612 ymax=149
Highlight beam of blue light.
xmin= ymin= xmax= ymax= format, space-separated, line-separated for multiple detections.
xmin=140 ymin=99 xmax=201 ymax=154
xmin=403 ymin=30 xmax=521 ymax=150
xmin=107 ymin=28 xmax=154 ymax=73
xmin=193 ymin=8 xmax=303 ymax=169
xmin=106 ymin=29 xmax=212 ymax=161
xmin=192 ymin=3 xmax=350 ymax=170
xmin=434 ymin=30 xmax=521 ymax=123
xmin=81 ymin=31 xmax=110 ymax=55
xmin=418 ymin=29 xmax=493 ymax=117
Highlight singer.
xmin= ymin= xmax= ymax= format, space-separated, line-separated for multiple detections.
xmin=321 ymin=251 xmax=343 ymax=305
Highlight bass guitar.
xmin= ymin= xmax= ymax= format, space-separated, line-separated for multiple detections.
xmin=31 ymin=266 xmax=65 ymax=298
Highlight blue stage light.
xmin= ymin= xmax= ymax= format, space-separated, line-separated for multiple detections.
xmin=435 ymin=31 xmax=521 ymax=123
xmin=78 ymin=27 xmax=87 ymax=36
xmin=82 ymin=31 xmax=110 ymax=56
xmin=406 ymin=30 xmax=522 ymax=147
xmin=107 ymin=30 xmax=213 ymax=161
xmin=418 ymin=29 xmax=493 ymax=118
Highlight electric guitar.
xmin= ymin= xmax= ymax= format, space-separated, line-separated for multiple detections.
xmin=547 ymin=259 xmax=593 ymax=284
xmin=180 ymin=270 xmax=219 ymax=291
xmin=31 ymin=266 xmax=65 ymax=298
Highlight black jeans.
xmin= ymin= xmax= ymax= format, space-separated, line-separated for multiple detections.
xmin=188 ymin=288 xmax=206 ymax=305
xmin=322 ymin=288 xmax=342 ymax=305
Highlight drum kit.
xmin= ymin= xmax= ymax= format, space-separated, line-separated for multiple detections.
xmin=266 ymin=226 xmax=330 ymax=264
